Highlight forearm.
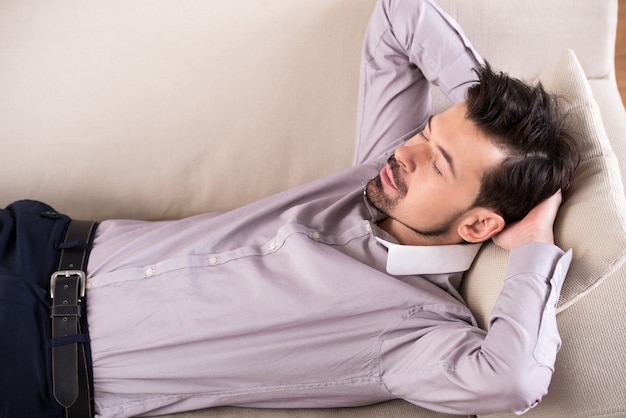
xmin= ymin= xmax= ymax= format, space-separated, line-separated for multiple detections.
xmin=466 ymin=243 xmax=572 ymax=413
xmin=491 ymin=244 xmax=570 ymax=366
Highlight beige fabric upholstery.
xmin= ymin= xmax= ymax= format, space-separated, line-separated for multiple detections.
xmin=1 ymin=0 xmax=624 ymax=417
xmin=0 ymin=0 xmax=376 ymax=220
xmin=433 ymin=0 xmax=617 ymax=81
xmin=542 ymin=51 xmax=626 ymax=309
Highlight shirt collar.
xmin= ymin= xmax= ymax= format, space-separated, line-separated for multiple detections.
xmin=362 ymin=190 xmax=482 ymax=275
xmin=376 ymin=237 xmax=482 ymax=275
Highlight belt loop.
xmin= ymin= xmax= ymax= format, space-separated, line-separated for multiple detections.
xmin=50 ymin=219 xmax=98 ymax=418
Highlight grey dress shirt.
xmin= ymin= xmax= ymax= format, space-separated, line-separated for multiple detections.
xmin=86 ymin=161 xmax=571 ymax=417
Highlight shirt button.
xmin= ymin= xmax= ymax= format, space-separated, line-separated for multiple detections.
xmin=269 ymin=241 xmax=277 ymax=251
xmin=85 ymin=282 xmax=94 ymax=291
xmin=365 ymin=222 xmax=372 ymax=232
xmin=145 ymin=268 xmax=154 ymax=277
xmin=311 ymin=231 xmax=320 ymax=240
xmin=208 ymin=257 xmax=218 ymax=266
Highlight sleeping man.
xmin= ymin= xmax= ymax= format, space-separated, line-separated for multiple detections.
xmin=0 ymin=0 xmax=579 ymax=417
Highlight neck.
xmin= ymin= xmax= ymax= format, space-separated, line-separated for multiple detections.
xmin=379 ymin=217 xmax=461 ymax=246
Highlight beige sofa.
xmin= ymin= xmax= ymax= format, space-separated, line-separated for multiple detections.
xmin=1 ymin=0 xmax=625 ymax=417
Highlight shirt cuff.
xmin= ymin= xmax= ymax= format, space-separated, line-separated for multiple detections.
xmin=505 ymin=243 xmax=570 ymax=285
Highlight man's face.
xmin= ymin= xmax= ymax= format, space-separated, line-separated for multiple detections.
xmin=365 ymin=102 xmax=507 ymax=245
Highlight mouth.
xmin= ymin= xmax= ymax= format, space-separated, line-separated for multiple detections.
xmin=380 ymin=162 xmax=398 ymax=191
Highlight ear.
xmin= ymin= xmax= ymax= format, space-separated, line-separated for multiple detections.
xmin=457 ymin=208 xmax=505 ymax=243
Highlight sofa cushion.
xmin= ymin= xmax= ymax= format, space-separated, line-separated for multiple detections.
xmin=462 ymin=50 xmax=626 ymax=329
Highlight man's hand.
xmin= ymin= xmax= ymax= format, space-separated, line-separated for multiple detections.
xmin=492 ymin=190 xmax=563 ymax=251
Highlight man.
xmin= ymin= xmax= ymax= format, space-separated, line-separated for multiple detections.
xmin=1 ymin=0 xmax=580 ymax=417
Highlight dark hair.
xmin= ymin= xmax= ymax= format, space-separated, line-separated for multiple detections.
xmin=466 ymin=63 xmax=581 ymax=223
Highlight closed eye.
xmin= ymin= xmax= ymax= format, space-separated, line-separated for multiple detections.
xmin=432 ymin=158 xmax=442 ymax=176
xmin=421 ymin=132 xmax=443 ymax=176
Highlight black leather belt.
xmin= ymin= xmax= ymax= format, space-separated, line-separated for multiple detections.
xmin=50 ymin=219 xmax=98 ymax=418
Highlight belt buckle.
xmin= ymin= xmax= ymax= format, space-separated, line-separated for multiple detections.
xmin=50 ymin=270 xmax=86 ymax=299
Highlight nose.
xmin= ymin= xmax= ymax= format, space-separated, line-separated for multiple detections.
xmin=394 ymin=142 xmax=427 ymax=174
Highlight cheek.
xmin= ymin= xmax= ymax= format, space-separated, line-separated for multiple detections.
xmin=402 ymin=183 xmax=475 ymax=219
xmin=393 ymin=185 xmax=438 ymax=219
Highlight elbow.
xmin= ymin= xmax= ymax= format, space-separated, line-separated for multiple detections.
xmin=490 ymin=363 xmax=554 ymax=414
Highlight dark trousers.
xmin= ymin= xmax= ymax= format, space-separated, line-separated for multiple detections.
xmin=0 ymin=200 xmax=72 ymax=418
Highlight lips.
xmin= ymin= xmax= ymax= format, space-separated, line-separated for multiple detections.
xmin=380 ymin=163 xmax=398 ymax=191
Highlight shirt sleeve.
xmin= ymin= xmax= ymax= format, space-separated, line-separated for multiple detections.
xmin=354 ymin=0 xmax=483 ymax=166
xmin=380 ymin=243 xmax=573 ymax=415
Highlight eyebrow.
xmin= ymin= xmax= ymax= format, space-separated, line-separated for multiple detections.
xmin=428 ymin=115 xmax=457 ymax=178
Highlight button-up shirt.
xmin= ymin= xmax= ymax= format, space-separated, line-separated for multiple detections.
xmin=86 ymin=160 xmax=571 ymax=417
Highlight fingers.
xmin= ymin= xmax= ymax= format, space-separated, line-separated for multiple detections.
xmin=533 ymin=189 xmax=563 ymax=224
xmin=492 ymin=189 xmax=563 ymax=250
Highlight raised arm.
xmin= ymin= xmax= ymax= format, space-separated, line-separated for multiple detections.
xmin=354 ymin=0 xmax=482 ymax=165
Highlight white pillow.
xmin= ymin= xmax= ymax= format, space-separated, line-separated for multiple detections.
xmin=462 ymin=50 xmax=626 ymax=329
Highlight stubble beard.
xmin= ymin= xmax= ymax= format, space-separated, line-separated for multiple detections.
xmin=364 ymin=156 xmax=407 ymax=215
